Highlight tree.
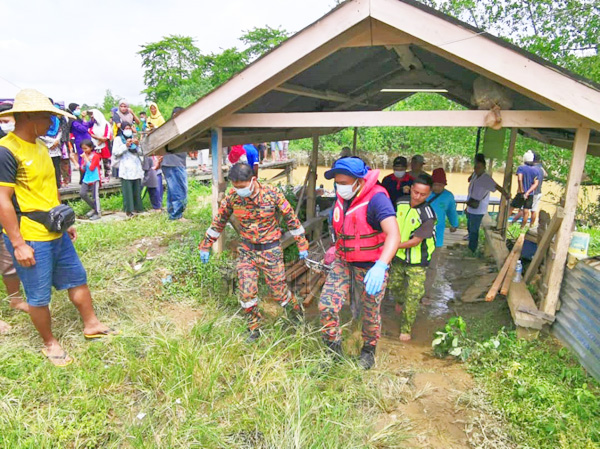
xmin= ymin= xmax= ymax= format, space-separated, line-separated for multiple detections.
xmin=420 ymin=0 xmax=600 ymax=81
xmin=241 ymin=26 xmax=290 ymax=60
xmin=138 ymin=35 xmax=201 ymax=102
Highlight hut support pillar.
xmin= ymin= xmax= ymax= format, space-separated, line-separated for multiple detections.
xmin=497 ymin=128 xmax=517 ymax=237
xmin=540 ymin=127 xmax=590 ymax=315
xmin=211 ymin=128 xmax=225 ymax=253
xmin=306 ymin=135 xmax=319 ymax=239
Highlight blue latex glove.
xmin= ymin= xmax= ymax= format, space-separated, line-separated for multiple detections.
xmin=298 ymin=250 xmax=308 ymax=260
xmin=364 ymin=260 xmax=388 ymax=296
xmin=200 ymin=250 xmax=210 ymax=264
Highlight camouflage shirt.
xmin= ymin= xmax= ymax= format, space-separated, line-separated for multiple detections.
xmin=200 ymin=183 xmax=309 ymax=251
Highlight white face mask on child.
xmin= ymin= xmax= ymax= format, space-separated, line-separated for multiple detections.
xmin=394 ymin=170 xmax=406 ymax=179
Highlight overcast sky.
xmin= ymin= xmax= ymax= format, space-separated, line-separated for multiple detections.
xmin=0 ymin=0 xmax=335 ymax=105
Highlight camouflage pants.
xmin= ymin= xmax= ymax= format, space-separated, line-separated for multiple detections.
xmin=319 ymin=258 xmax=388 ymax=347
xmin=388 ymin=262 xmax=426 ymax=334
xmin=237 ymin=245 xmax=299 ymax=331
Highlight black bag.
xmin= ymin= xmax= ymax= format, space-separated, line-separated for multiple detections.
xmin=23 ymin=205 xmax=76 ymax=233
xmin=466 ymin=198 xmax=480 ymax=209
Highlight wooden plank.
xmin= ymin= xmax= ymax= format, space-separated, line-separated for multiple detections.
xmin=483 ymin=226 xmax=509 ymax=269
xmin=370 ymin=0 xmax=600 ymax=127
xmin=460 ymin=273 xmax=497 ymax=303
xmin=303 ymin=275 xmax=327 ymax=306
xmin=500 ymin=235 xmax=525 ymax=296
xmin=523 ymin=208 xmax=563 ymax=283
xmin=211 ymin=128 xmax=224 ymax=253
xmin=280 ymin=215 xmax=327 ymax=250
xmin=541 ymin=128 xmax=590 ymax=315
xmin=216 ymin=110 xmax=586 ymax=129
xmin=508 ymin=282 xmax=545 ymax=330
xmin=496 ymin=128 xmax=517 ymax=236
xmin=486 ymin=234 xmax=524 ymax=301
xmin=274 ymin=82 xmax=357 ymax=103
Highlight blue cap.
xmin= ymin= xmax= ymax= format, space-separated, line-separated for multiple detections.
xmin=324 ymin=157 xmax=370 ymax=179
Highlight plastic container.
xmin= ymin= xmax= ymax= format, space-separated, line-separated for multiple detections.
xmin=513 ymin=260 xmax=523 ymax=283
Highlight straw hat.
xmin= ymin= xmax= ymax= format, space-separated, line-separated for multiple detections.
xmin=0 ymin=89 xmax=75 ymax=119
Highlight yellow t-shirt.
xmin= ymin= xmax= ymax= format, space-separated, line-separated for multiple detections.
xmin=0 ymin=133 xmax=62 ymax=241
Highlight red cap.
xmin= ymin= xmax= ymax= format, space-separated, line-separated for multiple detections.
xmin=432 ymin=168 xmax=447 ymax=185
xmin=228 ymin=145 xmax=246 ymax=164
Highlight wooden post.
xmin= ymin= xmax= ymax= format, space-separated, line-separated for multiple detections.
xmin=211 ymin=128 xmax=224 ymax=253
xmin=540 ymin=128 xmax=590 ymax=315
xmin=306 ymin=136 xmax=319 ymax=220
xmin=497 ymin=128 xmax=517 ymax=236
xmin=352 ymin=127 xmax=358 ymax=156
xmin=286 ymin=162 xmax=293 ymax=185
xmin=487 ymin=158 xmax=494 ymax=175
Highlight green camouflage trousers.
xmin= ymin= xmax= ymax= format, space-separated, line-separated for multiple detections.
xmin=388 ymin=262 xmax=426 ymax=334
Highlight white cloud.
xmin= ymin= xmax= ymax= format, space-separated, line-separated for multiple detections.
xmin=0 ymin=0 xmax=335 ymax=106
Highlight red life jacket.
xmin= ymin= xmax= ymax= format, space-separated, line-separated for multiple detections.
xmin=332 ymin=169 xmax=389 ymax=263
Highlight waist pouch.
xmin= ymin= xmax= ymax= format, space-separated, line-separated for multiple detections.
xmin=466 ymin=198 xmax=480 ymax=209
xmin=23 ymin=205 xmax=76 ymax=233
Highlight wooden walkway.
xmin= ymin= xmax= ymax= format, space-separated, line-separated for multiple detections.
xmin=59 ymin=159 xmax=295 ymax=201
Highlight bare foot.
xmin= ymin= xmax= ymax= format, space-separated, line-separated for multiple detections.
xmin=0 ymin=320 xmax=10 ymax=334
xmin=42 ymin=342 xmax=73 ymax=367
xmin=10 ymin=298 xmax=29 ymax=313
xmin=399 ymin=333 xmax=412 ymax=342
xmin=82 ymin=322 xmax=112 ymax=336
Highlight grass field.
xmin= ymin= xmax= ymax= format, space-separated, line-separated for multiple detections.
xmin=0 ymin=187 xmax=411 ymax=448
xmin=1 ymin=183 xmax=599 ymax=448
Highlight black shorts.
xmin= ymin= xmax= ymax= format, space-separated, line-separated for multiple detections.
xmin=511 ymin=193 xmax=534 ymax=210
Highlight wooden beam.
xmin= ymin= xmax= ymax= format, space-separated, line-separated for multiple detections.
xmin=352 ymin=127 xmax=358 ymax=155
xmin=306 ymin=136 xmax=319 ymax=223
xmin=523 ymin=208 xmax=563 ymax=284
xmin=508 ymin=282 xmax=545 ymax=331
xmin=344 ymin=18 xmax=416 ymax=47
xmin=370 ymin=0 xmax=600 ymax=127
xmin=540 ymin=128 xmax=590 ymax=315
xmin=211 ymin=128 xmax=224 ymax=253
xmin=274 ymin=82 xmax=357 ymax=104
xmin=216 ymin=111 xmax=586 ymax=129
xmin=497 ymin=128 xmax=517 ymax=235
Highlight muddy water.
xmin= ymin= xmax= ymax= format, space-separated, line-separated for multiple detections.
xmin=260 ymin=164 xmax=600 ymax=213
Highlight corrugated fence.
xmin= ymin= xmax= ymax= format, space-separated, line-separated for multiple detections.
xmin=552 ymin=259 xmax=600 ymax=381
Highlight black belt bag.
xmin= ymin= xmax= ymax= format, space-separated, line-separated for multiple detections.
xmin=241 ymin=240 xmax=280 ymax=251
xmin=23 ymin=205 xmax=76 ymax=233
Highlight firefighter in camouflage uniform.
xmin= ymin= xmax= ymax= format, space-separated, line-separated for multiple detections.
xmin=319 ymin=157 xmax=400 ymax=369
xmin=199 ymin=163 xmax=308 ymax=342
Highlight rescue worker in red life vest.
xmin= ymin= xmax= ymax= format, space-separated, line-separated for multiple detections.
xmin=319 ymin=157 xmax=400 ymax=369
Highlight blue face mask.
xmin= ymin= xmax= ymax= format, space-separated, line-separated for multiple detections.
xmin=73 ymin=109 xmax=81 ymax=117
xmin=235 ymin=179 xmax=254 ymax=198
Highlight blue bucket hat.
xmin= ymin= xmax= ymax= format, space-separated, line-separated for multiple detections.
xmin=324 ymin=156 xmax=370 ymax=179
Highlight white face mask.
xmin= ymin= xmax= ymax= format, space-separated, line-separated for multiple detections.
xmin=123 ymin=129 xmax=133 ymax=138
xmin=0 ymin=122 xmax=15 ymax=133
xmin=337 ymin=179 xmax=359 ymax=200
xmin=394 ymin=170 xmax=406 ymax=179
xmin=235 ymin=179 xmax=254 ymax=198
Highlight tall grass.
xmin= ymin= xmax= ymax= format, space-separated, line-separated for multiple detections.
xmin=0 ymin=187 xmax=410 ymax=448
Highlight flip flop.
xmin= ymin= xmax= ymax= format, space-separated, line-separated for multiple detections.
xmin=41 ymin=348 xmax=73 ymax=367
xmin=84 ymin=328 xmax=121 ymax=340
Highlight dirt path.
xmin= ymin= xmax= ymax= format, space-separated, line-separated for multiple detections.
xmin=331 ymin=238 xmax=513 ymax=448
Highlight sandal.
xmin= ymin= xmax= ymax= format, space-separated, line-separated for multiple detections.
xmin=84 ymin=328 xmax=121 ymax=340
xmin=41 ymin=348 xmax=73 ymax=367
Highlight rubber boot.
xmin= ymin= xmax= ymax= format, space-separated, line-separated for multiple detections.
xmin=324 ymin=340 xmax=344 ymax=359
xmin=358 ymin=344 xmax=376 ymax=370
xmin=246 ymin=329 xmax=261 ymax=343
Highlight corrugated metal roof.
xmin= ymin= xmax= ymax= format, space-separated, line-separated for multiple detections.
xmin=553 ymin=259 xmax=600 ymax=381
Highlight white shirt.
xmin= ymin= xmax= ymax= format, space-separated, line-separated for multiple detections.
xmin=467 ymin=172 xmax=497 ymax=215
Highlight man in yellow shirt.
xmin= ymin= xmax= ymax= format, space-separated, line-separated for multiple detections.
xmin=0 ymin=89 xmax=116 ymax=366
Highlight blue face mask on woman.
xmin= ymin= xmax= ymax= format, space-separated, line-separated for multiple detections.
xmin=235 ymin=179 xmax=254 ymax=198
